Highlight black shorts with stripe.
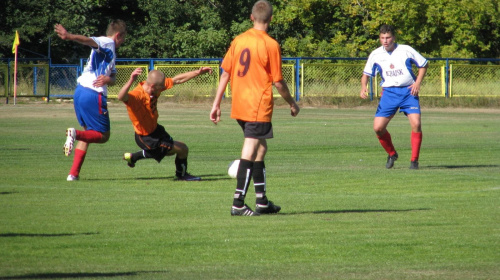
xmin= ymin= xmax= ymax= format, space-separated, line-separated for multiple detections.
xmin=135 ymin=124 xmax=174 ymax=162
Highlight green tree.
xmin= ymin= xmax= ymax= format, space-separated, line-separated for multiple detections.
xmin=1 ymin=0 xmax=499 ymax=61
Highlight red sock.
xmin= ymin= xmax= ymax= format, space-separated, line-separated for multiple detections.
xmin=69 ymin=148 xmax=87 ymax=177
xmin=76 ymin=130 xmax=103 ymax=143
xmin=411 ymin=132 xmax=422 ymax=162
xmin=377 ymin=131 xmax=396 ymax=156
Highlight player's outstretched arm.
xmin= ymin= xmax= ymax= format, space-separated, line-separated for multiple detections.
xmin=117 ymin=68 xmax=142 ymax=102
xmin=172 ymin=67 xmax=213 ymax=85
xmin=210 ymin=71 xmax=230 ymax=124
xmin=54 ymin=24 xmax=98 ymax=48
xmin=275 ymin=80 xmax=300 ymax=117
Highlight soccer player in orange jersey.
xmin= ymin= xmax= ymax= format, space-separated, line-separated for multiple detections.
xmin=210 ymin=0 xmax=300 ymax=216
xmin=118 ymin=67 xmax=212 ymax=181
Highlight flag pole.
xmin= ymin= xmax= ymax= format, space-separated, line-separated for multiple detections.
xmin=14 ymin=46 xmax=18 ymax=105
xmin=12 ymin=30 xmax=20 ymax=105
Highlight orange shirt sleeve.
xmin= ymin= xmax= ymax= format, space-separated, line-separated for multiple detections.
xmin=163 ymin=78 xmax=174 ymax=91
xmin=267 ymin=41 xmax=284 ymax=83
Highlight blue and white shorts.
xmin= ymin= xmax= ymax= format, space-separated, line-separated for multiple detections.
xmin=73 ymin=84 xmax=110 ymax=132
xmin=375 ymin=86 xmax=421 ymax=117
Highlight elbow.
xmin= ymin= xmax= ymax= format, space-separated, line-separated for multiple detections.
xmin=274 ymin=80 xmax=285 ymax=90
xmin=117 ymin=94 xmax=126 ymax=102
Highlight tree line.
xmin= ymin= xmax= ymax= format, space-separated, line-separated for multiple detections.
xmin=1 ymin=0 xmax=499 ymax=64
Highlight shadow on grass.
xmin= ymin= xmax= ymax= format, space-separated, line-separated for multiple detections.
xmin=85 ymin=173 xmax=231 ymax=182
xmin=281 ymin=208 xmax=431 ymax=215
xmin=0 ymin=191 xmax=18 ymax=195
xmin=135 ymin=173 xmax=232 ymax=182
xmin=0 ymin=271 xmax=166 ymax=279
xmin=425 ymin=164 xmax=498 ymax=169
xmin=0 ymin=232 xmax=98 ymax=238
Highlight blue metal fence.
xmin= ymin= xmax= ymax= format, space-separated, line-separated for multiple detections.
xmin=2 ymin=57 xmax=500 ymax=102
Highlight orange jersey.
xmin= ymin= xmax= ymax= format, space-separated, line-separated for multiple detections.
xmin=222 ymin=28 xmax=283 ymax=122
xmin=125 ymin=78 xmax=173 ymax=135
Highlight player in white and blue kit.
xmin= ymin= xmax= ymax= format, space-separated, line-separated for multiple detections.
xmin=360 ymin=24 xmax=428 ymax=170
xmin=54 ymin=20 xmax=126 ymax=181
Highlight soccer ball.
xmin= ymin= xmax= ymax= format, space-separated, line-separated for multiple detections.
xmin=227 ymin=159 xmax=240 ymax=179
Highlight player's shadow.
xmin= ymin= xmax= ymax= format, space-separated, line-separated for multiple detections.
xmin=0 ymin=271 xmax=166 ymax=279
xmin=424 ymin=164 xmax=498 ymax=169
xmin=0 ymin=191 xmax=18 ymax=195
xmin=85 ymin=174 xmax=231 ymax=181
xmin=280 ymin=208 xmax=431 ymax=215
xmin=135 ymin=173 xmax=232 ymax=182
xmin=0 ymin=232 xmax=99 ymax=238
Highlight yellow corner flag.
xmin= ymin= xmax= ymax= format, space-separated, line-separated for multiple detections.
xmin=12 ymin=30 xmax=20 ymax=54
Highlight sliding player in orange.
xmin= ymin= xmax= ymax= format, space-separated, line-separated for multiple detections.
xmin=210 ymin=0 xmax=300 ymax=216
xmin=118 ymin=67 xmax=211 ymax=181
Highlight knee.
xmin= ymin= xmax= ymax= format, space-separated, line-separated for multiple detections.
xmin=174 ymin=141 xmax=189 ymax=157
xmin=178 ymin=142 xmax=188 ymax=152
xmin=410 ymin=121 xmax=422 ymax=133
xmin=411 ymin=125 xmax=422 ymax=133
xmin=100 ymin=132 xmax=110 ymax=143
xmin=181 ymin=144 xmax=189 ymax=154
xmin=373 ymin=126 xmax=386 ymax=136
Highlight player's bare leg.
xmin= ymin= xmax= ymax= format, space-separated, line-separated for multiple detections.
xmin=170 ymin=141 xmax=200 ymax=181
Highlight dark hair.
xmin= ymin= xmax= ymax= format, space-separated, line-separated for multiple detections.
xmin=379 ymin=24 xmax=395 ymax=36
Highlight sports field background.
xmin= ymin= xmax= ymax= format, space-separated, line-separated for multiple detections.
xmin=0 ymin=102 xmax=498 ymax=279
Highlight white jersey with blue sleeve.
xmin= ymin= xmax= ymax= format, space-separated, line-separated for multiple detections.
xmin=363 ymin=44 xmax=428 ymax=88
xmin=77 ymin=36 xmax=116 ymax=96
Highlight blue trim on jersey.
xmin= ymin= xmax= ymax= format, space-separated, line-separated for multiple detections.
xmin=405 ymin=58 xmax=417 ymax=81
xmin=372 ymin=63 xmax=384 ymax=86
xmin=91 ymin=47 xmax=115 ymax=77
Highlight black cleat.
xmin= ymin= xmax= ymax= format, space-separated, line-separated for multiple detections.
xmin=410 ymin=161 xmax=419 ymax=170
xmin=386 ymin=152 xmax=398 ymax=169
xmin=255 ymin=201 xmax=281 ymax=214
xmin=231 ymin=204 xmax=260 ymax=216
xmin=176 ymin=173 xmax=201 ymax=181
xmin=123 ymin=153 xmax=135 ymax=168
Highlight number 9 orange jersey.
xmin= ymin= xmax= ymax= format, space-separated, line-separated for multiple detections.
xmin=221 ymin=28 xmax=283 ymax=123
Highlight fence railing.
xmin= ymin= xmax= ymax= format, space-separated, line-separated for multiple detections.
xmin=1 ymin=57 xmax=500 ymax=102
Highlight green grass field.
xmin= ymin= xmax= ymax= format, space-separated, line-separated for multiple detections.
xmin=0 ymin=101 xmax=499 ymax=280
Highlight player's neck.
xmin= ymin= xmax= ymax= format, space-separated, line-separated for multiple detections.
xmin=253 ymin=22 xmax=269 ymax=32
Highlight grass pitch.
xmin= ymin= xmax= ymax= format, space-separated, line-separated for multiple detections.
xmin=0 ymin=102 xmax=499 ymax=279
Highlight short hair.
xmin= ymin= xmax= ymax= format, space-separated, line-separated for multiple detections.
xmin=146 ymin=70 xmax=165 ymax=86
xmin=252 ymin=0 xmax=273 ymax=23
xmin=379 ymin=24 xmax=396 ymax=36
xmin=106 ymin=19 xmax=127 ymax=36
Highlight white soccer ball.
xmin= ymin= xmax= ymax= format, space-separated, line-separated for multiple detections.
xmin=227 ymin=159 xmax=240 ymax=179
